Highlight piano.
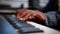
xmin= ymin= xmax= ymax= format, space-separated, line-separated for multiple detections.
xmin=0 ymin=14 xmax=43 ymax=34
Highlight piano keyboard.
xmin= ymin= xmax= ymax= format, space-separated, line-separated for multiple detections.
xmin=0 ymin=15 xmax=43 ymax=34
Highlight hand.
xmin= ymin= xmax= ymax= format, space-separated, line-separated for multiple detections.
xmin=16 ymin=9 xmax=45 ymax=22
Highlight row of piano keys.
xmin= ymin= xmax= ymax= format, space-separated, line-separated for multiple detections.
xmin=0 ymin=15 xmax=43 ymax=34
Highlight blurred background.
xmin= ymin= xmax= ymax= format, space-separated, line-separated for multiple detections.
xmin=0 ymin=0 xmax=59 ymax=13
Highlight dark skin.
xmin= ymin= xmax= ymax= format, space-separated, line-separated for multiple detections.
xmin=16 ymin=9 xmax=45 ymax=23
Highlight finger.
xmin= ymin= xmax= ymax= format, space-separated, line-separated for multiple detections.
xmin=23 ymin=11 xmax=37 ymax=21
xmin=35 ymin=13 xmax=45 ymax=21
xmin=18 ymin=9 xmax=27 ymax=18
xmin=30 ymin=11 xmax=37 ymax=19
xmin=22 ymin=12 xmax=32 ymax=21
xmin=16 ymin=9 xmax=29 ymax=18
xmin=20 ymin=10 xmax=30 ymax=18
xmin=16 ymin=9 xmax=23 ymax=18
xmin=16 ymin=10 xmax=19 ymax=18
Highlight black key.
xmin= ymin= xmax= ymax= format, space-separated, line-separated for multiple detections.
xmin=20 ymin=27 xmax=43 ymax=33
